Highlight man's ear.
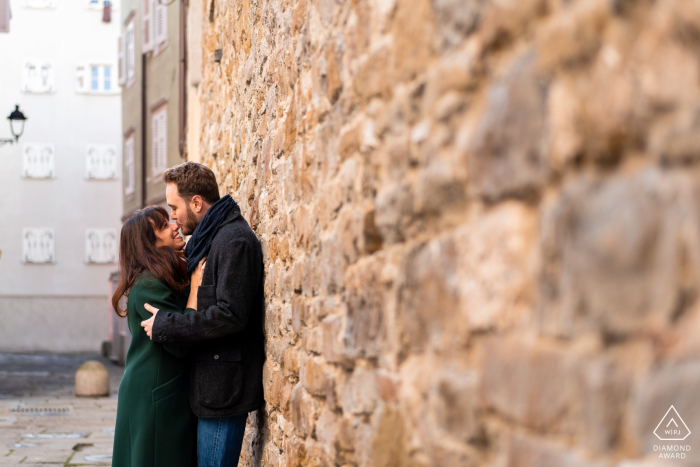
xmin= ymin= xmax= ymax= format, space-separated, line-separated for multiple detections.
xmin=191 ymin=195 xmax=203 ymax=213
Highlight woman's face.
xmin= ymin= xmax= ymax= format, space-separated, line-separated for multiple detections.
xmin=153 ymin=221 xmax=185 ymax=250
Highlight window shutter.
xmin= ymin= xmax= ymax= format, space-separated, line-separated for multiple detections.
xmin=126 ymin=22 xmax=135 ymax=81
xmin=125 ymin=137 xmax=135 ymax=195
xmin=23 ymin=59 xmax=55 ymax=93
xmin=23 ymin=228 xmax=55 ymax=264
xmin=118 ymin=34 xmax=126 ymax=85
xmin=85 ymin=229 xmax=117 ymax=264
xmin=152 ymin=109 xmax=167 ymax=175
xmin=154 ymin=0 xmax=167 ymax=45
xmin=75 ymin=63 xmax=88 ymax=93
xmin=141 ymin=0 xmax=153 ymax=52
xmin=22 ymin=143 xmax=55 ymax=178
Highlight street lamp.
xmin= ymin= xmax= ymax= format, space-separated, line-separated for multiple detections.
xmin=1 ymin=105 xmax=28 ymax=147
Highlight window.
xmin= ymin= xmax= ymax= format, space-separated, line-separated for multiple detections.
xmin=118 ymin=33 xmax=126 ymax=85
xmin=85 ymin=229 xmax=117 ymax=264
xmin=76 ymin=64 xmax=117 ymax=94
xmin=23 ymin=228 xmax=55 ymax=263
xmin=152 ymin=106 xmax=167 ymax=175
xmin=23 ymin=59 xmax=54 ymax=93
xmin=142 ymin=0 xmax=167 ymax=53
xmin=22 ymin=0 xmax=55 ymax=9
xmin=126 ymin=20 xmax=135 ymax=84
xmin=22 ymin=143 xmax=55 ymax=179
xmin=124 ymin=136 xmax=135 ymax=195
xmin=142 ymin=0 xmax=153 ymax=52
xmin=87 ymin=0 xmax=119 ymax=10
xmin=86 ymin=145 xmax=117 ymax=179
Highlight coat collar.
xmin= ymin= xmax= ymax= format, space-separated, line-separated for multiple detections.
xmin=216 ymin=201 xmax=241 ymax=229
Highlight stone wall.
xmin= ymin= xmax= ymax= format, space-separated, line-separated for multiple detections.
xmin=196 ymin=0 xmax=700 ymax=465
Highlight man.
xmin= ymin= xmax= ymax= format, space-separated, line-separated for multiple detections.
xmin=140 ymin=161 xmax=264 ymax=467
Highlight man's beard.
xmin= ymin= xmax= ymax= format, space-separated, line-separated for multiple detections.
xmin=181 ymin=203 xmax=199 ymax=235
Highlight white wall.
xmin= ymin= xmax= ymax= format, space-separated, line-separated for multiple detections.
xmin=0 ymin=0 xmax=122 ymax=352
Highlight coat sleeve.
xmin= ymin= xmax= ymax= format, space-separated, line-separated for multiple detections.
xmin=151 ymin=240 xmax=261 ymax=345
xmin=132 ymin=277 xmax=193 ymax=357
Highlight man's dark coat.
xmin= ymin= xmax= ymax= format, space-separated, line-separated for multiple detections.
xmin=152 ymin=205 xmax=265 ymax=418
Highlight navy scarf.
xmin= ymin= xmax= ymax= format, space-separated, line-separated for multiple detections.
xmin=184 ymin=194 xmax=237 ymax=274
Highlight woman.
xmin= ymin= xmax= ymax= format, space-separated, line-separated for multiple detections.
xmin=111 ymin=206 xmax=203 ymax=467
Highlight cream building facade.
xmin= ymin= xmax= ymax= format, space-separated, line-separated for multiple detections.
xmin=0 ymin=0 xmax=122 ymax=352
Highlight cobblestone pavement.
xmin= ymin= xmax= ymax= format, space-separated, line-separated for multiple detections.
xmin=0 ymin=354 xmax=124 ymax=466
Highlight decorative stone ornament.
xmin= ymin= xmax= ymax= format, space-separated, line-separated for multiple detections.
xmin=75 ymin=361 xmax=110 ymax=397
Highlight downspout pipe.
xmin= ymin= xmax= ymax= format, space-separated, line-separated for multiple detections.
xmin=178 ymin=0 xmax=187 ymax=157
xmin=141 ymin=53 xmax=148 ymax=207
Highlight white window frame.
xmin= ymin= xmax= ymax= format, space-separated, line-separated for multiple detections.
xmin=86 ymin=144 xmax=118 ymax=180
xmin=22 ymin=143 xmax=55 ymax=179
xmin=86 ymin=0 xmax=120 ymax=10
xmin=76 ymin=63 xmax=119 ymax=94
xmin=22 ymin=228 xmax=55 ymax=264
xmin=124 ymin=136 xmax=135 ymax=195
xmin=85 ymin=229 xmax=117 ymax=264
xmin=152 ymin=105 xmax=167 ymax=176
xmin=23 ymin=59 xmax=55 ymax=93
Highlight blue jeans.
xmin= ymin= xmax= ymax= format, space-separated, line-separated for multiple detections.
xmin=197 ymin=413 xmax=248 ymax=467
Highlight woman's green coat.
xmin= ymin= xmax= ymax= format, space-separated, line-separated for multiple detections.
xmin=112 ymin=272 xmax=197 ymax=467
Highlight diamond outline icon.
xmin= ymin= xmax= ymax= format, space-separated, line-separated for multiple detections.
xmin=654 ymin=405 xmax=691 ymax=441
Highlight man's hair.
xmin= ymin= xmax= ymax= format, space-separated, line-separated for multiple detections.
xmin=163 ymin=162 xmax=220 ymax=204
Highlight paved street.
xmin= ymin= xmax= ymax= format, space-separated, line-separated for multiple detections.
xmin=0 ymin=354 xmax=124 ymax=466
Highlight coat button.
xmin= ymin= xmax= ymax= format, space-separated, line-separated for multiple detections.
xmin=214 ymin=355 xmax=219 ymax=360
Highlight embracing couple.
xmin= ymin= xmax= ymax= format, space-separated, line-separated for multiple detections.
xmin=110 ymin=162 xmax=264 ymax=467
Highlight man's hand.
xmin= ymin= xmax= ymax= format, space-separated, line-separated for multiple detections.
xmin=140 ymin=303 xmax=160 ymax=339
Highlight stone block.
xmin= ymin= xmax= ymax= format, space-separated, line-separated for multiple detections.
xmin=292 ymin=295 xmax=306 ymax=334
xmin=302 ymin=325 xmax=324 ymax=355
xmin=481 ymin=337 xmax=577 ymax=432
xmin=432 ymin=0 xmax=481 ymax=49
xmin=633 ymin=361 xmax=700 ymax=455
xmin=344 ymin=257 xmax=386 ymax=359
xmin=266 ymin=368 xmax=286 ymax=409
xmin=341 ymin=367 xmax=379 ymax=415
xmin=300 ymin=353 xmax=327 ymax=396
xmin=368 ymin=403 xmax=410 ymax=467
xmin=467 ymin=50 xmax=549 ymax=200
xmin=322 ymin=314 xmax=345 ymax=364
xmin=291 ymin=383 xmax=318 ymax=438
xmin=375 ymin=182 xmax=414 ymax=245
xmin=398 ymin=237 xmax=460 ymax=354
xmin=285 ymin=436 xmax=307 ymax=467
xmin=414 ymin=159 xmax=467 ymax=215
xmin=75 ymin=361 xmax=109 ymax=397
xmin=354 ymin=46 xmax=394 ymax=102
xmin=377 ymin=369 xmax=399 ymax=402
xmin=282 ymin=346 xmax=300 ymax=379
xmin=454 ymin=201 xmax=537 ymax=332
xmin=320 ymin=234 xmax=346 ymax=294
xmin=429 ymin=366 xmax=480 ymax=443
xmin=506 ymin=434 xmax=611 ymax=467
xmin=540 ymin=168 xmax=700 ymax=338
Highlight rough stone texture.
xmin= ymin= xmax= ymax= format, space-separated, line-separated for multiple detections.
xmin=193 ymin=0 xmax=700 ymax=464
xmin=74 ymin=361 xmax=110 ymax=397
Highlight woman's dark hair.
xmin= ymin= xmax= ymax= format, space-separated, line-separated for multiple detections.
xmin=111 ymin=206 xmax=188 ymax=316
